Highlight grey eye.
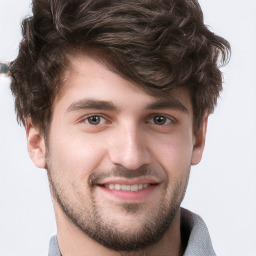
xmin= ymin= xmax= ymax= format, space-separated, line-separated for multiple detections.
xmin=87 ymin=116 xmax=102 ymax=125
xmin=147 ymin=115 xmax=172 ymax=126
xmin=153 ymin=116 xmax=168 ymax=125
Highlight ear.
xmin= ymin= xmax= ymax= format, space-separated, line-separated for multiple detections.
xmin=26 ymin=118 xmax=46 ymax=169
xmin=191 ymin=115 xmax=208 ymax=165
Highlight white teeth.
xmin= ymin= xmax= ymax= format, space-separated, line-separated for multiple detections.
xmin=115 ymin=184 xmax=121 ymax=190
xmin=104 ymin=183 xmax=150 ymax=191
xmin=131 ymin=185 xmax=137 ymax=191
xmin=109 ymin=184 xmax=115 ymax=190
xmin=122 ymin=185 xmax=130 ymax=191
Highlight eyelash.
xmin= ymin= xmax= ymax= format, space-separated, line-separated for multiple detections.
xmin=79 ymin=114 xmax=175 ymax=126
xmin=80 ymin=114 xmax=109 ymax=125
xmin=147 ymin=115 xmax=174 ymax=126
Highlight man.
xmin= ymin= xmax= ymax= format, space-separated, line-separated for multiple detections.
xmin=9 ymin=0 xmax=230 ymax=255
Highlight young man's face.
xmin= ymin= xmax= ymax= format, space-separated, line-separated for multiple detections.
xmin=28 ymin=55 xmax=206 ymax=251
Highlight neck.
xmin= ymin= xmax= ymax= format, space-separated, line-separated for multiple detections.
xmin=54 ymin=203 xmax=183 ymax=256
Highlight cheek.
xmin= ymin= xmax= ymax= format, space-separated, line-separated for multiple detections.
xmin=151 ymin=131 xmax=194 ymax=176
xmin=48 ymin=127 xmax=108 ymax=179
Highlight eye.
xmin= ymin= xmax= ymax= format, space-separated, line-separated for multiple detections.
xmin=148 ymin=115 xmax=172 ymax=125
xmin=85 ymin=115 xmax=106 ymax=125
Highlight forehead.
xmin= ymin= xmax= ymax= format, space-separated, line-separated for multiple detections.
xmin=54 ymin=54 xmax=192 ymax=112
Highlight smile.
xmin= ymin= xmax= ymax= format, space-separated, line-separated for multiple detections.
xmin=98 ymin=181 xmax=158 ymax=201
xmin=104 ymin=184 xmax=150 ymax=192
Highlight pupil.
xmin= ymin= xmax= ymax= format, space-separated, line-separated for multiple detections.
xmin=154 ymin=116 xmax=166 ymax=125
xmin=89 ymin=116 xmax=100 ymax=125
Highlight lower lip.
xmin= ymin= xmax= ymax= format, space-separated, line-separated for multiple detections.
xmin=98 ymin=185 xmax=157 ymax=201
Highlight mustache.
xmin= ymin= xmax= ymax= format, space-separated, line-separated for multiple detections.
xmin=88 ymin=166 xmax=167 ymax=185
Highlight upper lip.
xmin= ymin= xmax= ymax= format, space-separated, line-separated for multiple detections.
xmin=97 ymin=178 xmax=160 ymax=185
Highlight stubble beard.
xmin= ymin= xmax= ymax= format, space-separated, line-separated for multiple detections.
xmin=46 ymin=161 xmax=190 ymax=253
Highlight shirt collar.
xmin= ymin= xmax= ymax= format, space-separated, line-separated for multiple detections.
xmin=181 ymin=208 xmax=217 ymax=256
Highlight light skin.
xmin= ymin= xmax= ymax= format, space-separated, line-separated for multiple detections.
xmin=26 ymin=55 xmax=208 ymax=256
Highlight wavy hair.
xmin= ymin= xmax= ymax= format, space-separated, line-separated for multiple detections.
xmin=9 ymin=0 xmax=230 ymax=133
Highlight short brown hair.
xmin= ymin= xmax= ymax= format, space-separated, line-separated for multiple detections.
xmin=9 ymin=0 xmax=230 ymax=133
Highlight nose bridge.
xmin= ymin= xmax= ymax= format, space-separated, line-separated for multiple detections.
xmin=108 ymin=120 xmax=150 ymax=169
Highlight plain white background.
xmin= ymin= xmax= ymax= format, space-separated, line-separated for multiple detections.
xmin=0 ymin=0 xmax=255 ymax=255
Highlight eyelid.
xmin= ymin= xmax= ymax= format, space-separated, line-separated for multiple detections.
xmin=147 ymin=114 xmax=176 ymax=125
xmin=78 ymin=114 xmax=110 ymax=124
xmin=76 ymin=113 xmax=176 ymax=126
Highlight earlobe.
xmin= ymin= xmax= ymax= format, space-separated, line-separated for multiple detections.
xmin=26 ymin=118 xmax=46 ymax=169
xmin=191 ymin=115 xmax=208 ymax=166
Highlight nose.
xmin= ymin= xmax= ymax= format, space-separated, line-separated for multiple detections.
xmin=108 ymin=122 xmax=151 ymax=170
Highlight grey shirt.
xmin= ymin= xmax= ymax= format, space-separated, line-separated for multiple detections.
xmin=48 ymin=208 xmax=216 ymax=256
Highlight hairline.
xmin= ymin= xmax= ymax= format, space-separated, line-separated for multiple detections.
xmin=39 ymin=47 xmax=205 ymax=140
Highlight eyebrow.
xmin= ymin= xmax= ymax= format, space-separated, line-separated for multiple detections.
xmin=67 ymin=99 xmax=118 ymax=112
xmin=146 ymin=97 xmax=188 ymax=113
xmin=66 ymin=97 xmax=188 ymax=113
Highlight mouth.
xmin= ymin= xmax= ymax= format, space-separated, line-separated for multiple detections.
xmin=103 ymin=183 xmax=150 ymax=192
xmin=97 ymin=180 xmax=159 ymax=201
